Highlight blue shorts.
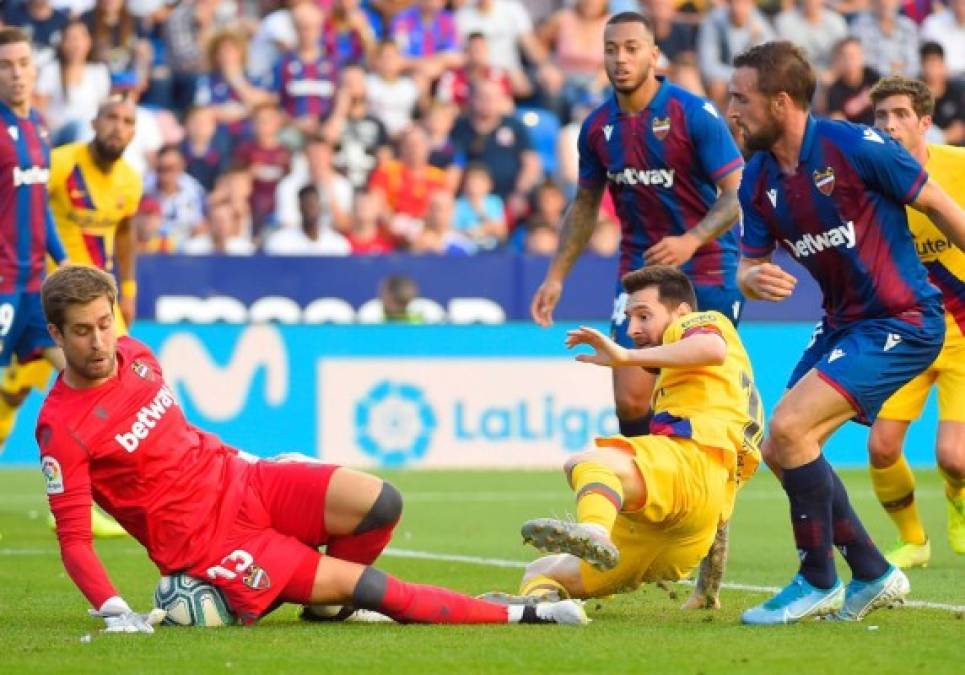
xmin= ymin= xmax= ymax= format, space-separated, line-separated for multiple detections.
xmin=610 ymin=281 xmax=745 ymax=348
xmin=0 ymin=292 xmax=54 ymax=367
xmin=787 ymin=307 xmax=945 ymax=425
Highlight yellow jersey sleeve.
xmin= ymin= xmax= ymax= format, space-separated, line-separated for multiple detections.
xmin=651 ymin=311 xmax=762 ymax=485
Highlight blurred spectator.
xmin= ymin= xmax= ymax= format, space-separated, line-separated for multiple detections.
xmin=248 ymin=0 xmax=297 ymax=82
xmin=588 ymin=216 xmax=620 ymax=256
xmin=181 ymin=199 xmax=256 ymax=255
xmin=827 ymin=36 xmax=880 ymax=124
xmin=920 ymin=41 xmax=965 ymax=144
xmin=181 ymin=105 xmax=232 ymax=192
xmin=82 ymin=0 xmax=152 ymax=95
xmin=366 ymin=39 xmax=423 ymax=138
xmin=451 ymin=79 xmax=541 ymax=218
xmin=390 ymin=0 xmax=463 ymax=80
xmin=194 ymin=30 xmax=276 ymax=144
xmin=668 ymin=53 xmax=706 ymax=97
xmin=524 ymin=221 xmax=559 ymax=255
xmin=642 ymin=0 xmax=697 ymax=71
xmin=378 ymin=274 xmax=422 ymax=322
xmin=162 ymin=0 xmax=233 ymax=112
xmin=275 ymin=134 xmax=353 ymax=233
xmin=35 ymin=19 xmax=111 ymax=144
xmin=346 ymin=190 xmax=396 ymax=253
xmin=145 ymin=144 xmax=207 ymax=249
xmin=133 ymin=195 xmax=172 ymax=254
xmin=697 ymin=0 xmax=776 ymax=108
xmin=511 ymin=178 xmax=565 ymax=251
xmin=232 ymin=103 xmax=292 ymax=239
xmin=453 ymin=162 xmax=507 ymax=249
xmin=323 ymin=0 xmax=378 ymax=68
xmin=850 ymin=0 xmax=920 ymax=76
xmin=454 ymin=0 xmax=545 ymax=73
xmin=274 ymin=0 xmax=338 ymax=137
xmin=209 ymin=165 xmax=253 ymax=235
xmin=3 ymin=0 xmax=70 ymax=69
xmin=537 ymin=0 xmax=611 ymax=105
xmin=263 ymin=184 xmax=352 ymax=255
xmin=921 ymin=0 xmax=965 ymax=76
xmin=368 ymin=124 xmax=450 ymax=242
xmin=422 ymin=100 xmax=460 ymax=186
xmin=410 ymin=191 xmax=477 ymax=255
xmin=775 ymin=0 xmax=848 ymax=79
xmin=324 ymin=65 xmax=391 ymax=189
xmin=556 ymin=98 xmax=593 ymax=196
xmin=51 ymin=0 xmax=95 ymax=17
xmin=435 ymin=31 xmax=530 ymax=110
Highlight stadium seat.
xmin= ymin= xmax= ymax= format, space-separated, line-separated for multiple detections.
xmin=515 ymin=107 xmax=561 ymax=179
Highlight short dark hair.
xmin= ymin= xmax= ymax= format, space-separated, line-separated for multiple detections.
xmin=733 ymin=41 xmax=816 ymax=110
xmin=42 ymin=266 xmax=117 ymax=331
xmin=606 ymin=11 xmax=654 ymax=34
xmin=0 ymin=27 xmax=31 ymax=49
xmin=466 ymin=31 xmax=486 ymax=41
xmin=621 ymin=265 xmax=697 ymax=311
xmin=920 ymin=41 xmax=945 ymax=61
xmin=870 ymin=76 xmax=934 ymax=118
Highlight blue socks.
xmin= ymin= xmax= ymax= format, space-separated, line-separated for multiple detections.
xmin=782 ymin=456 xmax=836 ymax=589
xmin=829 ymin=469 xmax=890 ymax=582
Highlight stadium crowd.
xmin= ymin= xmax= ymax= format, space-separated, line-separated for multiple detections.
xmin=6 ymin=0 xmax=965 ymax=257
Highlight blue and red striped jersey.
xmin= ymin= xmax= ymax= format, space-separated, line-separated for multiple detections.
xmin=273 ymin=48 xmax=337 ymax=120
xmin=740 ymin=116 xmax=941 ymax=326
xmin=578 ymin=77 xmax=744 ymax=286
xmin=390 ymin=7 xmax=459 ymax=59
xmin=0 ymin=101 xmax=65 ymax=294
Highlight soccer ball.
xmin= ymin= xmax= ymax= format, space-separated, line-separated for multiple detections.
xmin=154 ymin=574 xmax=236 ymax=627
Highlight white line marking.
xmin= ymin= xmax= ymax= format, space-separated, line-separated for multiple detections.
xmin=2 ymin=545 xmax=960 ymax=613
xmin=382 ymin=548 xmax=965 ymax=613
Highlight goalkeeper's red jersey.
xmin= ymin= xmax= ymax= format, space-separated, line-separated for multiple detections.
xmin=37 ymin=336 xmax=252 ymax=608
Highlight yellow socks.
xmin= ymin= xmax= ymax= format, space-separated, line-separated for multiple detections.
xmin=940 ymin=466 xmax=965 ymax=501
xmin=519 ymin=574 xmax=569 ymax=600
xmin=568 ymin=461 xmax=624 ymax=533
xmin=870 ymin=456 xmax=927 ymax=545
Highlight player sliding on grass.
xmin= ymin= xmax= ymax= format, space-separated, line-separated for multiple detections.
xmin=490 ymin=266 xmax=761 ymax=605
xmin=37 ymin=265 xmax=587 ymax=633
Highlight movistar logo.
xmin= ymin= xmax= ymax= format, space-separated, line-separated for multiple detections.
xmin=606 ymin=167 xmax=675 ymax=188
xmin=783 ymin=221 xmax=856 ymax=259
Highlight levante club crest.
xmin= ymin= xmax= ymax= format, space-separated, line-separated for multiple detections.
xmin=813 ymin=167 xmax=836 ymax=196
xmin=652 ymin=116 xmax=671 ymax=140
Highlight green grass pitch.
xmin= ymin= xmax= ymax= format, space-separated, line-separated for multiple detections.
xmin=0 ymin=467 xmax=962 ymax=674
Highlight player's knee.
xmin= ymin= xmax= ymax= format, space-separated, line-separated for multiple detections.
xmin=767 ymin=408 xmax=807 ymax=451
xmin=936 ymin=442 xmax=965 ymax=479
xmin=0 ymin=388 xmax=29 ymax=408
xmin=868 ymin=429 xmax=903 ymax=469
xmin=353 ymin=481 xmax=403 ymax=534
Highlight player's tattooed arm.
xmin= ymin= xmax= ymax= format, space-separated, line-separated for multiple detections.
xmin=549 ymin=185 xmax=605 ymax=280
xmin=683 ymin=522 xmax=729 ymax=610
xmin=644 ymin=170 xmax=741 ymax=266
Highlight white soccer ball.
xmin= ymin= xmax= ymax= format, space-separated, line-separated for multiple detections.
xmin=154 ymin=574 xmax=236 ymax=627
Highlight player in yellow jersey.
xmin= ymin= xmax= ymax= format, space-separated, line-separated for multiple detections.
xmin=0 ymin=96 xmax=139 ymax=537
xmin=491 ymin=266 xmax=762 ymax=604
xmin=867 ymin=77 xmax=965 ymax=566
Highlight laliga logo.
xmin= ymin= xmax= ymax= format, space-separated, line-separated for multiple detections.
xmin=354 ymin=381 xmax=437 ymax=468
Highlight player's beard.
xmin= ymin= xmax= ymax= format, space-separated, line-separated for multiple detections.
xmin=92 ymin=137 xmax=126 ymax=163
xmin=72 ymin=349 xmax=116 ymax=382
xmin=742 ymin=115 xmax=783 ymax=152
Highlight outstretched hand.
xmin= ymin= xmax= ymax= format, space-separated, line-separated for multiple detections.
xmin=565 ymin=326 xmax=629 ymax=367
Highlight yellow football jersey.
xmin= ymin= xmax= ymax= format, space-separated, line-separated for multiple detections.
xmin=649 ymin=311 xmax=763 ymax=484
xmin=48 ymin=141 xmax=142 ymax=272
xmin=908 ymin=144 xmax=965 ymax=340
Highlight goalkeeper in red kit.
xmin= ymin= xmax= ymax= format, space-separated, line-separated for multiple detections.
xmin=37 ymin=265 xmax=587 ymax=632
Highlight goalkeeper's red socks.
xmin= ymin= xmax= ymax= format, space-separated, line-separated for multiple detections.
xmin=353 ymin=568 xmax=508 ymax=624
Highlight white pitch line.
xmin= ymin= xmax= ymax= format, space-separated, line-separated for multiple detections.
xmin=383 ymin=548 xmax=965 ymax=614
xmin=1 ymin=545 xmax=961 ymax=613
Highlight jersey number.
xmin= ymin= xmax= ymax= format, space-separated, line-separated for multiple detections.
xmin=740 ymin=370 xmax=764 ymax=450
xmin=206 ymin=549 xmax=254 ymax=581
xmin=0 ymin=302 xmax=14 ymax=337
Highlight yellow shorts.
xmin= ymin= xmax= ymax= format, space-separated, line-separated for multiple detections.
xmin=878 ymin=327 xmax=965 ymax=422
xmin=1 ymin=304 xmax=128 ymax=395
xmin=579 ymin=435 xmax=731 ymax=597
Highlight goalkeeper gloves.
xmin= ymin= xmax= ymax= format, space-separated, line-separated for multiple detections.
xmin=89 ymin=596 xmax=166 ymax=634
